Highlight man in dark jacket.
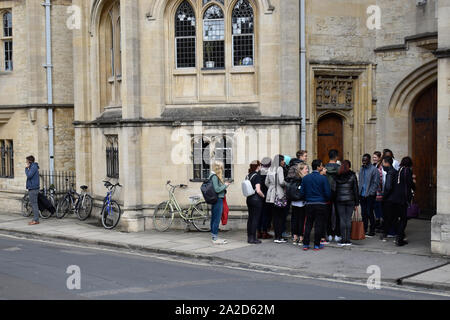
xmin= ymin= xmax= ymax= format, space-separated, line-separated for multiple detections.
xmin=299 ymin=159 xmax=331 ymax=251
xmin=380 ymin=156 xmax=398 ymax=242
xmin=25 ymin=155 xmax=40 ymax=225
xmin=358 ymin=154 xmax=379 ymax=236
xmin=325 ymin=149 xmax=341 ymax=242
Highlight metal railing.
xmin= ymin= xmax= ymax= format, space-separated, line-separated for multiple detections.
xmin=39 ymin=170 xmax=76 ymax=201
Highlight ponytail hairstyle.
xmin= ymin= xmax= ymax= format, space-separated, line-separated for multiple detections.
xmin=248 ymin=160 xmax=261 ymax=174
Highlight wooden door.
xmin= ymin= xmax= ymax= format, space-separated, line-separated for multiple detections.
xmin=412 ymin=83 xmax=437 ymax=218
xmin=317 ymin=114 xmax=343 ymax=164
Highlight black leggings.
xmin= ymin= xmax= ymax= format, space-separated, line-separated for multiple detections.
xmin=291 ymin=206 xmax=306 ymax=237
xmin=247 ymin=200 xmax=262 ymax=239
xmin=271 ymin=204 xmax=285 ymax=240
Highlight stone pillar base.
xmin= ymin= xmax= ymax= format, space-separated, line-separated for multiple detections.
xmin=118 ymin=210 xmax=145 ymax=233
xmin=431 ymin=213 xmax=450 ymax=256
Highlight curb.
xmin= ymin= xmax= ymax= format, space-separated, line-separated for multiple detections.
xmin=400 ymin=279 xmax=450 ymax=292
xmin=0 ymin=226 xmax=427 ymax=292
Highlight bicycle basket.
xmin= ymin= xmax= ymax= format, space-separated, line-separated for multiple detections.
xmin=189 ymin=195 xmax=201 ymax=204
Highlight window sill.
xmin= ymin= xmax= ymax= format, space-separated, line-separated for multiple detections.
xmin=0 ymin=71 xmax=13 ymax=76
xmin=230 ymin=66 xmax=255 ymax=74
xmin=190 ymin=179 xmax=234 ymax=183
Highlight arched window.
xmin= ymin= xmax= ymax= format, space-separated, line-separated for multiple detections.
xmin=99 ymin=1 xmax=121 ymax=109
xmin=232 ymin=0 xmax=254 ymax=66
xmin=2 ymin=11 xmax=12 ymax=71
xmin=203 ymin=5 xmax=224 ymax=68
xmin=175 ymin=1 xmax=196 ymax=68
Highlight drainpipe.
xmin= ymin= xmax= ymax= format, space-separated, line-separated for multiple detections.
xmin=300 ymin=0 xmax=306 ymax=149
xmin=43 ymin=0 xmax=54 ymax=184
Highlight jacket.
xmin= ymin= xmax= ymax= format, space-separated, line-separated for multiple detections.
xmin=289 ymin=158 xmax=304 ymax=167
xmin=259 ymin=167 xmax=269 ymax=196
xmin=358 ymin=164 xmax=379 ymax=197
xmin=382 ymin=166 xmax=398 ymax=203
xmin=334 ymin=171 xmax=359 ymax=206
xmin=325 ymin=163 xmax=340 ymax=198
xmin=209 ymin=172 xmax=227 ymax=199
xmin=390 ymin=167 xmax=415 ymax=205
xmin=25 ymin=162 xmax=40 ymax=190
xmin=299 ymin=171 xmax=331 ymax=204
xmin=265 ymin=166 xmax=286 ymax=204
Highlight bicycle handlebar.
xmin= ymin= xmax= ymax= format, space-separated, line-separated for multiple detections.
xmin=103 ymin=180 xmax=122 ymax=189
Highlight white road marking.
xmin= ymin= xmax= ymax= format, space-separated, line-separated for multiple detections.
xmin=3 ymin=247 xmax=21 ymax=252
xmin=1 ymin=232 xmax=449 ymax=298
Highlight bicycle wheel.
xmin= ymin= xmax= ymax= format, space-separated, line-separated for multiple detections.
xmin=153 ymin=201 xmax=174 ymax=232
xmin=56 ymin=196 xmax=70 ymax=219
xmin=76 ymin=194 xmax=93 ymax=221
xmin=21 ymin=194 xmax=32 ymax=217
xmin=101 ymin=200 xmax=121 ymax=229
xmin=40 ymin=206 xmax=52 ymax=219
xmin=190 ymin=201 xmax=211 ymax=232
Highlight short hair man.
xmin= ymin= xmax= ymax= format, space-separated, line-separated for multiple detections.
xmin=383 ymin=149 xmax=400 ymax=170
xmin=299 ymin=159 xmax=331 ymax=251
xmin=325 ymin=149 xmax=341 ymax=243
xmin=25 ymin=156 xmax=40 ymax=225
xmin=358 ymin=154 xmax=380 ymax=236
xmin=290 ymin=150 xmax=308 ymax=167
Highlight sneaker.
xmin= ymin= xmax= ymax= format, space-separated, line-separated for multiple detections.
xmin=320 ymin=239 xmax=329 ymax=245
xmin=327 ymin=235 xmax=333 ymax=242
xmin=274 ymin=239 xmax=287 ymax=244
xmin=337 ymin=242 xmax=346 ymax=247
xmin=212 ymin=239 xmax=228 ymax=245
xmin=303 ymin=245 xmax=310 ymax=251
xmin=345 ymin=242 xmax=352 ymax=246
xmin=365 ymin=232 xmax=375 ymax=238
xmin=313 ymin=245 xmax=321 ymax=251
xmin=334 ymin=236 xmax=342 ymax=242
xmin=292 ymin=239 xmax=299 ymax=246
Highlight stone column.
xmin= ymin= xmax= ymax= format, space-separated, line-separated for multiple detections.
xmin=431 ymin=0 xmax=450 ymax=255
xmin=73 ymin=0 xmax=92 ymax=192
xmin=118 ymin=1 xmax=143 ymax=232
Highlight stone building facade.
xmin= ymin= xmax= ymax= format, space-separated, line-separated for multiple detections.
xmin=0 ymin=0 xmax=75 ymax=212
xmin=1 ymin=0 xmax=449 ymax=255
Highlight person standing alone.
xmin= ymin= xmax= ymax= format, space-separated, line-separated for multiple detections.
xmin=25 ymin=156 xmax=40 ymax=225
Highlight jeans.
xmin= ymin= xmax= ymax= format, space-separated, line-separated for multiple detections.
xmin=247 ymin=197 xmax=263 ymax=239
xmin=374 ymin=201 xmax=383 ymax=220
xmin=303 ymin=204 xmax=327 ymax=247
xmin=29 ymin=189 xmax=40 ymax=222
xmin=291 ymin=206 xmax=306 ymax=237
xmin=360 ymin=195 xmax=376 ymax=233
xmin=336 ymin=202 xmax=354 ymax=243
xmin=326 ymin=203 xmax=341 ymax=237
xmin=257 ymin=201 xmax=272 ymax=233
xmin=211 ymin=198 xmax=223 ymax=240
xmin=271 ymin=204 xmax=285 ymax=240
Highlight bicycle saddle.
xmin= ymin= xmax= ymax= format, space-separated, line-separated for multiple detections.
xmin=80 ymin=185 xmax=88 ymax=190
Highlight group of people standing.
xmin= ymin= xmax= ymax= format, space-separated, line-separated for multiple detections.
xmin=238 ymin=149 xmax=416 ymax=250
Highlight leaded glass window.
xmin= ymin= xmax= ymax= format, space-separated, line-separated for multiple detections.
xmin=232 ymin=0 xmax=254 ymax=66
xmin=175 ymin=1 xmax=196 ymax=68
xmin=203 ymin=5 xmax=224 ymax=68
xmin=3 ymin=12 xmax=12 ymax=37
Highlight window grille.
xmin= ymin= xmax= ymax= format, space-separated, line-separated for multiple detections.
xmin=203 ymin=5 xmax=225 ymax=68
xmin=0 ymin=140 xmax=13 ymax=178
xmin=193 ymin=135 xmax=232 ymax=180
xmin=175 ymin=1 xmax=196 ymax=68
xmin=4 ymin=40 xmax=12 ymax=71
xmin=232 ymin=0 xmax=254 ymax=66
xmin=106 ymin=135 xmax=119 ymax=179
xmin=3 ymin=12 xmax=11 ymax=37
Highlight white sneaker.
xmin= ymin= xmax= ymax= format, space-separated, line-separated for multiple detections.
xmin=212 ymin=239 xmax=228 ymax=245
xmin=334 ymin=236 xmax=342 ymax=242
xmin=337 ymin=242 xmax=346 ymax=247
xmin=327 ymin=235 xmax=333 ymax=242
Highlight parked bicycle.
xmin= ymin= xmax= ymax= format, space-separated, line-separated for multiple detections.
xmin=101 ymin=180 xmax=122 ymax=230
xmin=21 ymin=186 xmax=56 ymax=219
xmin=153 ymin=181 xmax=211 ymax=232
xmin=56 ymin=181 xmax=93 ymax=221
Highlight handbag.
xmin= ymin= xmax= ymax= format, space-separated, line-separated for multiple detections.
xmin=351 ymin=207 xmax=365 ymax=240
xmin=407 ymin=197 xmax=420 ymax=219
xmin=274 ymin=171 xmax=287 ymax=208
xmin=221 ymin=196 xmax=229 ymax=225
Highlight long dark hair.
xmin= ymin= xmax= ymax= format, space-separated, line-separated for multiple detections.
xmin=338 ymin=160 xmax=352 ymax=175
xmin=400 ymin=156 xmax=413 ymax=168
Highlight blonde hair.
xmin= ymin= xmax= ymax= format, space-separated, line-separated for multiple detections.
xmin=297 ymin=163 xmax=309 ymax=178
xmin=212 ymin=160 xmax=224 ymax=183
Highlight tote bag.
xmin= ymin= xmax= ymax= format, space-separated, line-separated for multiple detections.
xmin=351 ymin=207 xmax=365 ymax=240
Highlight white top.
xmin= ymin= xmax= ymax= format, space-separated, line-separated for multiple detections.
xmin=292 ymin=200 xmax=306 ymax=207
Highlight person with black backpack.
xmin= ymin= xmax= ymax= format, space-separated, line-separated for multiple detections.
xmin=245 ymin=160 xmax=266 ymax=244
xmin=288 ymin=162 xmax=309 ymax=245
xmin=208 ymin=161 xmax=230 ymax=245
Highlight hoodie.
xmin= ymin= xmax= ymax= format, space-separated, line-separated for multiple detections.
xmin=25 ymin=162 xmax=40 ymax=190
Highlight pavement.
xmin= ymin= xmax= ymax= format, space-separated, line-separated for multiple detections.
xmin=1 ymin=212 xmax=449 ymax=293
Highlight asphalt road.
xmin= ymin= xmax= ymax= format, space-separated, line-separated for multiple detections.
xmin=0 ymin=233 xmax=448 ymax=301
